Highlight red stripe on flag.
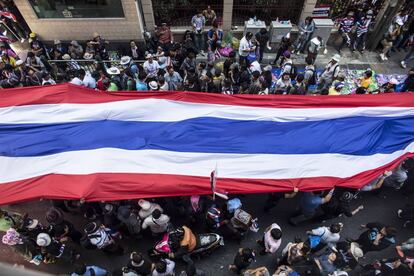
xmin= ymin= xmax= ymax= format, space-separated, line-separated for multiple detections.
xmin=0 ymin=84 xmax=414 ymax=109
xmin=0 ymin=11 xmax=17 ymax=22
xmin=0 ymin=153 xmax=411 ymax=205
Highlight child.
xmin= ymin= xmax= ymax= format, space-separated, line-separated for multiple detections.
xmin=358 ymin=69 xmax=373 ymax=91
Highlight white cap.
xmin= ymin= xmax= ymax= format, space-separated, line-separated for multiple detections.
xmin=36 ymin=233 xmax=51 ymax=247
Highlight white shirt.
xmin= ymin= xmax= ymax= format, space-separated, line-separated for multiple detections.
xmin=384 ymin=163 xmax=408 ymax=189
xmin=143 ymin=60 xmax=160 ymax=77
xmin=152 ymin=259 xmax=175 ymax=276
xmin=239 ymin=37 xmax=252 ymax=57
xmin=311 ymin=226 xmax=340 ymax=248
xmin=321 ymin=62 xmax=340 ymax=81
xmin=83 ymin=72 xmax=96 ymax=89
xmin=264 ymin=223 xmax=282 ymax=253
xmin=249 ymin=61 xmax=262 ymax=73
xmin=70 ymin=77 xmax=83 ymax=86
xmin=142 ymin=214 xmax=170 ymax=233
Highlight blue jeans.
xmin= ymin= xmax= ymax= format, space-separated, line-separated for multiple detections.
xmin=194 ymin=32 xmax=205 ymax=52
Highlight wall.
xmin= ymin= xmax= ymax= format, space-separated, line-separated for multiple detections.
xmin=14 ymin=0 xmax=144 ymax=41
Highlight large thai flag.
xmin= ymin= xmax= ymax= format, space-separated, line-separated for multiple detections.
xmin=0 ymin=84 xmax=413 ymax=204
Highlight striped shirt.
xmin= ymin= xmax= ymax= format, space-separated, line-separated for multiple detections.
xmin=88 ymin=228 xmax=113 ymax=249
xmin=356 ymin=19 xmax=370 ymax=37
xmin=339 ymin=18 xmax=355 ymax=33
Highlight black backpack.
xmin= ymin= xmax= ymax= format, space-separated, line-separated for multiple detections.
xmin=307 ymin=68 xmax=317 ymax=85
xmin=284 ymin=63 xmax=298 ymax=79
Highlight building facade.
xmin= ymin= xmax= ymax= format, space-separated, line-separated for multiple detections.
xmin=12 ymin=0 xmax=342 ymax=42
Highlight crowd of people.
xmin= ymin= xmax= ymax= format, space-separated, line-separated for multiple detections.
xmin=1 ymin=5 xmax=414 ymax=94
xmin=0 ymin=158 xmax=413 ymax=276
xmin=1 ymin=2 xmax=414 ymax=276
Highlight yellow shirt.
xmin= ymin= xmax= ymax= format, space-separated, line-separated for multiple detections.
xmin=2 ymin=56 xmax=16 ymax=68
xmin=328 ymin=87 xmax=340 ymax=95
xmin=360 ymin=77 xmax=372 ymax=89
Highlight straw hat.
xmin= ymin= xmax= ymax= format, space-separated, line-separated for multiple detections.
xmin=24 ymin=218 xmax=39 ymax=229
xmin=83 ymin=52 xmax=94 ymax=60
xmin=120 ymin=56 xmax=132 ymax=66
xmin=54 ymin=39 xmax=61 ymax=45
xmin=62 ymin=54 xmax=71 ymax=60
xmin=106 ymin=66 xmax=120 ymax=75
xmin=149 ymin=81 xmax=158 ymax=90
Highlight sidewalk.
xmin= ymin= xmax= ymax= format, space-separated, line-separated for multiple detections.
xmin=259 ymin=45 xmax=409 ymax=75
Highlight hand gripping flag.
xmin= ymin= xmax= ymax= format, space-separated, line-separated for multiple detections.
xmin=0 ymin=84 xmax=413 ymax=204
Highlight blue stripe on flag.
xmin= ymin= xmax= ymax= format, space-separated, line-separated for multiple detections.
xmin=0 ymin=116 xmax=413 ymax=157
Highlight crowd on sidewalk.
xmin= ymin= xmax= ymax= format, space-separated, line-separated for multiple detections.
xmin=1 ymin=5 xmax=414 ymax=94
xmin=0 ymin=158 xmax=413 ymax=276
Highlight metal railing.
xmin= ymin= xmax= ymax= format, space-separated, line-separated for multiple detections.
xmin=48 ymin=59 xmax=146 ymax=71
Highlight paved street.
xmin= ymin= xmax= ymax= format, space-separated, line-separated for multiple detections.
xmin=0 ymin=187 xmax=413 ymax=275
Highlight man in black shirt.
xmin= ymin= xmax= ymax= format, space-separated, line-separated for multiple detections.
xmin=255 ymin=28 xmax=270 ymax=63
xmin=127 ymin=251 xmax=153 ymax=275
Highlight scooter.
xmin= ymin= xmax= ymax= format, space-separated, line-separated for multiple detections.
xmin=151 ymin=231 xmax=223 ymax=259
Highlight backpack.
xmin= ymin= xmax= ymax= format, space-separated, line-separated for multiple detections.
xmin=284 ymin=63 xmax=297 ymax=79
xmin=307 ymin=68 xmax=317 ymax=85
xmin=308 ymin=229 xmax=326 ymax=248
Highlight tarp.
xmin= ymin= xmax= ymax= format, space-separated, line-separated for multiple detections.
xmin=0 ymin=84 xmax=414 ymax=205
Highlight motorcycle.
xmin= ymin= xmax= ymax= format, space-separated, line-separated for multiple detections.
xmin=150 ymin=228 xmax=223 ymax=259
xmin=206 ymin=204 xmax=258 ymax=243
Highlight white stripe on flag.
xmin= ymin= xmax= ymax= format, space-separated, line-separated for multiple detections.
xmin=1 ymin=99 xmax=414 ymax=124
xmin=0 ymin=142 xmax=413 ymax=183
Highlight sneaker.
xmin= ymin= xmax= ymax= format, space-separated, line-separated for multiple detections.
xmin=397 ymin=209 xmax=403 ymax=218
xmin=384 ymin=55 xmax=388 ymax=60
xmin=380 ymin=53 xmax=385 ymax=60
xmin=401 ymin=60 xmax=407 ymax=68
